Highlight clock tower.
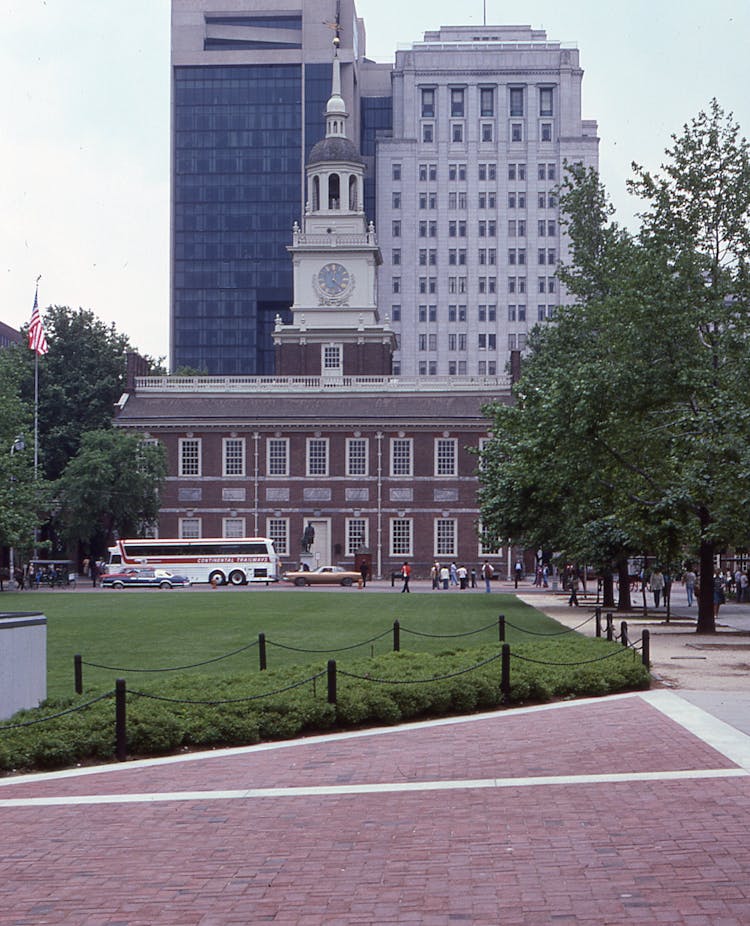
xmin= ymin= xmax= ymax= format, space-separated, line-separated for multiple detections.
xmin=274 ymin=37 xmax=396 ymax=377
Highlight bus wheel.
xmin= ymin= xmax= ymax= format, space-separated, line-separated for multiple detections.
xmin=209 ymin=571 xmax=226 ymax=587
xmin=229 ymin=570 xmax=246 ymax=586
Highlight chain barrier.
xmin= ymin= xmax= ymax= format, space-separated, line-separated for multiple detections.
xmin=81 ymin=639 xmax=259 ymax=674
xmin=510 ymin=646 xmax=639 ymax=667
xmin=266 ymin=628 xmax=391 ymax=654
xmin=503 ymin=612 xmax=596 ymax=636
xmin=0 ymin=691 xmax=115 ymax=732
xmin=399 ymin=620 xmax=499 ymax=639
xmin=338 ymin=650 xmax=503 ymax=685
xmin=127 ymin=671 xmax=326 ymax=706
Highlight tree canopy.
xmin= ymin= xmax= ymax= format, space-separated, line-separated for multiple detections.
xmin=479 ymin=101 xmax=750 ymax=632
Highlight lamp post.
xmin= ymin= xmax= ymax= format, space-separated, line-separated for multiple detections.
xmin=9 ymin=434 xmax=26 ymax=586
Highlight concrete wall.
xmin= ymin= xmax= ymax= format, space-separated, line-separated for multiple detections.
xmin=0 ymin=613 xmax=47 ymax=721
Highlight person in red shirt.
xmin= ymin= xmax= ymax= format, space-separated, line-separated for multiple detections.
xmin=400 ymin=561 xmax=411 ymax=593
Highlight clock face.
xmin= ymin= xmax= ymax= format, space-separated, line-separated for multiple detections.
xmin=317 ymin=262 xmax=351 ymax=296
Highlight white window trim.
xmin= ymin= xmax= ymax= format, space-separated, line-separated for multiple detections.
xmin=222 ymin=516 xmax=246 ymax=538
xmin=434 ymin=518 xmax=457 ymax=558
xmin=306 ymin=437 xmax=330 ymax=477
xmin=222 ymin=437 xmax=246 ymax=477
xmin=178 ymin=438 xmax=202 ymax=478
xmin=267 ymin=437 xmax=290 ymax=478
xmin=389 ymin=518 xmax=414 ymax=558
xmin=266 ymin=517 xmax=290 ymax=557
xmin=434 ymin=438 xmax=458 ymax=477
xmin=345 ymin=517 xmax=369 ymax=557
xmin=179 ymin=517 xmax=202 ymax=539
xmin=346 ymin=437 xmax=369 ymax=477
xmin=390 ymin=437 xmax=414 ymax=477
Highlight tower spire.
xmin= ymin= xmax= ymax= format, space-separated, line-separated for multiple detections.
xmin=325 ymin=35 xmax=348 ymax=139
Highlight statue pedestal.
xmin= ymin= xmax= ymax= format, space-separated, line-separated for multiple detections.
xmin=299 ymin=553 xmax=317 ymax=571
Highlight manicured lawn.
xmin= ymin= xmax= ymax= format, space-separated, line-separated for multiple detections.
xmin=6 ymin=588 xmax=565 ymax=698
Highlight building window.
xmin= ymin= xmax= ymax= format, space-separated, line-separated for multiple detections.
xmin=539 ymin=87 xmax=554 ymax=117
xmin=480 ymin=87 xmax=495 ymax=117
xmin=450 ymin=87 xmax=465 ymax=117
xmin=541 ymin=122 xmax=552 ymax=142
xmin=322 ymin=344 xmax=342 ymax=375
xmin=266 ymin=438 xmax=289 ymax=477
xmin=435 ymin=438 xmax=457 ymax=476
xmin=452 ymin=123 xmax=464 ymax=143
xmin=223 ymin=517 xmax=245 ymax=538
xmin=481 ymin=123 xmax=493 ymax=142
xmin=392 ymin=220 xmax=401 ymax=237
xmin=392 ymin=277 xmax=401 ymax=293
xmin=435 ymin=519 xmax=457 ymax=557
xmin=392 ymin=248 xmax=401 ymax=265
xmin=392 ymin=163 xmax=401 ymax=181
xmin=390 ymin=518 xmax=413 ymax=557
xmin=307 ymin=437 xmax=328 ymax=476
xmin=267 ymin=518 xmax=289 ymax=556
xmin=422 ymin=123 xmax=434 ymax=143
xmin=421 ymin=88 xmax=435 ymax=118
xmin=392 ymin=192 xmax=401 ymax=209
xmin=346 ymin=518 xmax=368 ymax=556
xmin=391 ymin=304 xmax=401 ymax=322
xmin=179 ymin=438 xmax=201 ymax=477
xmin=223 ymin=438 xmax=245 ymax=477
xmin=391 ymin=437 xmax=413 ymax=476
xmin=509 ymin=87 xmax=524 ymax=117
xmin=511 ymin=123 xmax=523 ymax=143
xmin=179 ymin=517 xmax=201 ymax=539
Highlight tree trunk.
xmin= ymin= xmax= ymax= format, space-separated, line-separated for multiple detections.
xmin=616 ymin=557 xmax=632 ymax=611
xmin=602 ymin=569 xmax=616 ymax=609
xmin=696 ymin=537 xmax=716 ymax=633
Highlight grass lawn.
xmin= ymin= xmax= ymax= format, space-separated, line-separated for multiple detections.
xmin=6 ymin=588 xmax=566 ymax=699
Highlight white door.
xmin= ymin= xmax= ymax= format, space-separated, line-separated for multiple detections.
xmin=308 ymin=519 xmax=331 ymax=566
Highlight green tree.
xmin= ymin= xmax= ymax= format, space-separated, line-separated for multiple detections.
xmin=56 ymin=430 xmax=166 ymax=557
xmin=480 ymin=102 xmax=750 ymax=632
xmin=5 ymin=305 xmax=163 ymax=482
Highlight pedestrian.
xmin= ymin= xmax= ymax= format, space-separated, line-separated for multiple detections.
xmin=542 ymin=563 xmax=549 ymax=588
xmin=514 ymin=559 xmax=523 ymax=588
xmin=430 ymin=561 xmax=439 ymax=590
xmin=684 ymin=567 xmax=696 ymax=606
xmin=663 ymin=570 xmax=672 ymax=609
xmin=482 ymin=559 xmax=494 ymax=593
xmin=91 ymin=560 xmax=100 ymax=588
xmin=649 ymin=567 xmax=664 ymax=608
xmin=14 ymin=566 xmax=25 ymax=590
xmin=713 ymin=570 xmax=726 ymax=620
xmin=470 ymin=567 xmax=477 ymax=589
xmin=740 ymin=570 xmax=749 ymax=604
xmin=440 ymin=564 xmax=450 ymax=590
xmin=457 ymin=564 xmax=468 ymax=589
xmin=449 ymin=562 xmax=458 ymax=587
xmin=359 ymin=561 xmax=368 ymax=588
xmin=400 ymin=560 xmax=411 ymax=593
xmin=567 ymin=571 xmax=579 ymax=607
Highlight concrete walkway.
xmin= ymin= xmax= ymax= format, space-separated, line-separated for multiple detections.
xmin=2 ymin=583 xmax=750 ymax=924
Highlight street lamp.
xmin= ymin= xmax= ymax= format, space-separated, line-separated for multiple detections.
xmin=9 ymin=435 xmax=26 ymax=587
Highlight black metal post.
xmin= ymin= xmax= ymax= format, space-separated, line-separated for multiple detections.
xmin=501 ymin=643 xmax=511 ymax=701
xmin=606 ymin=612 xmax=614 ymax=642
xmin=498 ymin=614 xmax=505 ymax=642
xmin=642 ymin=629 xmax=650 ymax=668
xmin=115 ymin=678 xmax=127 ymax=762
xmin=620 ymin=621 xmax=628 ymax=647
xmin=595 ymin=607 xmax=602 ymax=638
xmin=259 ymin=633 xmax=267 ymax=671
xmin=74 ymin=654 xmax=83 ymax=695
xmin=327 ymin=659 xmax=337 ymax=704
xmin=393 ymin=619 xmax=400 ymax=652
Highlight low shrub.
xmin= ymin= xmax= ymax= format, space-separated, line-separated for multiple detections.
xmin=0 ymin=637 xmax=649 ymax=775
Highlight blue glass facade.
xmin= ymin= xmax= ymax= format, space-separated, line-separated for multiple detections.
xmin=360 ymin=96 xmax=393 ymax=221
xmin=172 ymin=63 xmax=330 ymax=374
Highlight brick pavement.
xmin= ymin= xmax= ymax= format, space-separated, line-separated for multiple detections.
xmin=2 ymin=691 xmax=750 ymax=925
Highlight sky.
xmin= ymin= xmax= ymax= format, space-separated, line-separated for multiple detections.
xmin=1 ymin=0 xmax=749 ymax=364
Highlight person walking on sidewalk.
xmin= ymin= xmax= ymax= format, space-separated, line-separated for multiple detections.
xmin=567 ymin=570 xmax=580 ymax=607
xmin=482 ymin=560 xmax=494 ymax=593
xmin=400 ymin=561 xmax=411 ymax=593
xmin=683 ymin=567 xmax=696 ymax=606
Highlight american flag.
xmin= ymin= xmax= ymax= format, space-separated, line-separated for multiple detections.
xmin=28 ymin=287 xmax=48 ymax=356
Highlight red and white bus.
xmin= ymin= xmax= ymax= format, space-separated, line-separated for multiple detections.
xmin=107 ymin=537 xmax=281 ymax=586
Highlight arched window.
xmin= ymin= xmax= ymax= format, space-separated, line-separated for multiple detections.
xmin=328 ymin=173 xmax=340 ymax=210
xmin=349 ymin=175 xmax=358 ymax=210
xmin=312 ymin=176 xmax=320 ymax=211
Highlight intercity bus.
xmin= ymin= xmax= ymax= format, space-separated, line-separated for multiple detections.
xmin=107 ymin=537 xmax=280 ymax=586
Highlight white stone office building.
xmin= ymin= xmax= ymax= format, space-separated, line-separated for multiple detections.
xmin=376 ymin=25 xmax=599 ymax=376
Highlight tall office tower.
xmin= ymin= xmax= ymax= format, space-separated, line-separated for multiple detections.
xmin=376 ymin=25 xmax=599 ymax=376
xmin=170 ymin=0 xmax=387 ymax=374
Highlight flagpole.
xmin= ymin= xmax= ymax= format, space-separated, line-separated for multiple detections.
xmin=33 ymin=275 xmax=42 ymax=557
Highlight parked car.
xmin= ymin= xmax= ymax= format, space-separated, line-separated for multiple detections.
xmin=282 ymin=565 xmax=361 ymax=587
xmin=101 ymin=568 xmax=191 ymax=589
